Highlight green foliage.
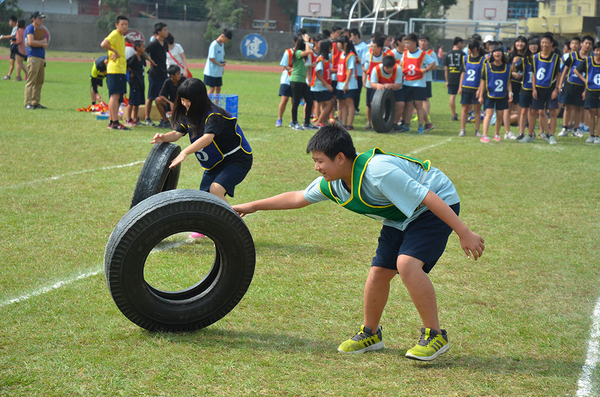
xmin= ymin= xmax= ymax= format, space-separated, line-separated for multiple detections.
xmin=0 ymin=0 xmax=22 ymax=47
xmin=167 ymin=0 xmax=208 ymax=21
xmin=97 ymin=0 xmax=131 ymax=34
xmin=203 ymin=0 xmax=247 ymax=43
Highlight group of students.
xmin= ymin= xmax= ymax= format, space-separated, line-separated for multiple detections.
xmin=447 ymin=32 xmax=600 ymax=145
xmin=276 ymin=28 xmax=441 ymax=135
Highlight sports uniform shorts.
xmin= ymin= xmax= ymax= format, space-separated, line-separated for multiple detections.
xmin=107 ymin=73 xmax=127 ymax=96
xmin=564 ymin=82 xmax=585 ymax=107
xmin=148 ymin=76 xmax=165 ymax=100
xmin=203 ymin=75 xmax=223 ymax=88
xmin=426 ymin=81 xmax=433 ymax=98
xmin=366 ymin=87 xmax=374 ymax=107
xmin=584 ymin=90 xmax=600 ymax=109
xmin=279 ymin=83 xmax=292 ymax=97
xmin=336 ymin=88 xmax=358 ymax=100
xmin=91 ymin=77 xmax=104 ymax=94
xmin=403 ymin=85 xmax=427 ymax=102
xmin=460 ymin=88 xmax=479 ymax=105
xmin=511 ymin=81 xmax=522 ymax=105
xmin=312 ymin=90 xmax=334 ymax=103
xmin=484 ymin=96 xmax=509 ymax=111
xmin=200 ymin=161 xmax=252 ymax=198
xmin=519 ymin=90 xmax=533 ymax=108
xmin=129 ymin=85 xmax=145 ymax=106
xmin=371 ymin=203 xmax=460 ymax=274
xmin=532 ymin=89 xmax=559 ymax=110
xmin=447 ymin=84 xmax=459 ymax=95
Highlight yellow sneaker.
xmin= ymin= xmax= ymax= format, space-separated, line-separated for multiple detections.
xmin=405 ymin=327 xmax=449 ymax=361
xmin=337 ymin=325 xmax=383 ymax=354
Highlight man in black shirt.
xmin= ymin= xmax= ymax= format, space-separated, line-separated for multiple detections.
xmin=444 ymin=37 xmax=464 ymax=121
xmin=155 ymin=65 xmax=186 ymax=128
xmin=144 ymin=22 xmax=169 ymax=126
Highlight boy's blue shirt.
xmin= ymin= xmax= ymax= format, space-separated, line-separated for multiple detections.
xmin=303 ymin=153 xmax=460 ymax=231
xmin=204 ymin=40 xmax=225 ymax=77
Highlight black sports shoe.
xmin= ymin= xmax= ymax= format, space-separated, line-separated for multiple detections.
xmin=34 ymin=104 xmax=47 ymax=109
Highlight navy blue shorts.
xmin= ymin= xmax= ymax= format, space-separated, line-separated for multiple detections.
xmin=403 ymin=85 xmax=427 ymax=102
xmin=204 ymin=75 xmax=223 ymax=88
xmin=584 ymin=90 xmax=600 ymax=109
xmin=532 ymin=90 xmax=559 ymax=110
xmin=484 ymin=96 xmax=509 ymax=111
xmin=394 ymin=88 xmax=405 ymax=102
xmin=148 ymin=76 xmax=165 ymax=100
xmin=447 ymin=84 xmax=459 ymax=95
xmin=558 ymin=87 xmax=566 ymax=104
xmin=107 ymin=73 xmax=127 ymax=96
xmin=312 ymin=90 xmax=334 ymax=103
xmin=460 ymin=88 xmax=479 ymax=105
xmin=366 ymin=88 xmax=374 ymax=107
xmin=511 ymin=81 xmax=521 ymax=105
xmin=371 ymin=203 xmax=460 ymax=274
xmin=129 ymin=85 xmax=145 ymax=106
xmin=519 ymin=90 xmax=533 ymax=108
xmin=279 ymin=83 xmax=292 ymax=97
xmin=426 ymin=81 xmax=433 ymax=98
xmin=564 ymin=82 xmax=585 ymax=107
xmin=337 ymin=88 xmax=358 ymax=100
xmin=200 ymin=162 xmax=252 ymax=198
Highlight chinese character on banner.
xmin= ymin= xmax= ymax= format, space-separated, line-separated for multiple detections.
xmin=241 ymin=34 xmax=268 ymax=60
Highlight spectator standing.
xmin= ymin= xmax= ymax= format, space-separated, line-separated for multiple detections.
xmin=144 ymin=22 xmax=169 ymax=126
xmin=444 ymin=37 xmax=464 ymax=121
xmin=203 ymin=29 xmax=232 ymax=94
xmin=10 ymin=19 xmax=28 ymax=81
xmin=24 ymin=12 xmax=49 ymax=110
xmin=166 ymin=33 xmax=189 ymax=78
xmin=1 ymin=16 xmax=18 ymax=80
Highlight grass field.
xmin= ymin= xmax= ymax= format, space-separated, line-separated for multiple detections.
xmin=1 ymin=51 xmax=600 ymax=396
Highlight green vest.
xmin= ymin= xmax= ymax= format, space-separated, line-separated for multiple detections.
xmin=318 ymin=148 xmax=431 ymax=222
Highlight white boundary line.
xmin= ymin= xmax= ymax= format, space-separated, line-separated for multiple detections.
xmin=1 ymin=140 xmax=454 ymax=309
xmin=0 ymin=160 xmax=144 ymax=191
xmin=577 ymin=296 xmax=600 ymax=396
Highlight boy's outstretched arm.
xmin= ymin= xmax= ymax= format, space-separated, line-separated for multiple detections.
xmin=232 ymin=191 xmax=312 ymax=217
xmin=421 ymin=191 xmax=485 ymax=260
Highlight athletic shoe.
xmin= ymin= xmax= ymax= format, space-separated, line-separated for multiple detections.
xmin=125 ymin=119 xmax=135 ymax=128
xmin=157 ymin=119 xmax=170 ymax=129
xmin=418 ymin=125 xmax=425 ymax=134
xmin=392 ymin=124 xmax=402 ymax=131
xmin=539 ymin=132 xmax=549 ymax=141
xmin=34 ymin=104 xmax=47 ymax=109
xmin=15 ymin=76 xmax=23 ymax=81
xmin=424 ymin=123 xmax=435 ymax=131
xmin=291 ymin=122 xmax=303 ymax=131
xmin=24 ymin=104 xmax=35 ymax=110
xmin=189 ymin=232 xmax=205 ymax=239
xmin=315 ymin=122 xmax=327 ymax=128
xmin=494 ymin=134 xmax=501 ymax=142
xmin=133 ymin=120 xmax=144 ymax=126
xmin=516 ymin=133 xmax=524 ymax=140
xmin=355 ymin=110 xmax=360 ymax=115
xmin=2 ymin=75 xmax=10 ymax=80
xmin=519 ymin=134 xmax=535 ymax=143
xmin=405 ymin=327 xmax=449 ymax=361
xmin=573 ymin=129 xmax=584 ymax=138
xmin=399 ymin=124 xmax=410 ymax=132
xmin=458 ymin=129 xmax=466 ymax=137
xmin=467 ymin=115 xmax=474 ymax=123
xmin=480 ymin=135 xmax=490 ymax=143
xmin=145 ymin=118 xmax=156 ymax=126
xmin=364 ymin=123 xmax=372 ymax=130
xmin=582 ymin=125 xmax=590 ymax=133
xmin=311 ymin=116 xmax=318 ymax=122
xmin=504 ymin=131 xmax=517 ymax=140
xmin=474 ymin=130 xmax=482 ymax=138
xmin=452 ymin=115 xmax=458 ymax=121
xmin=411 ymin=114 xmax=419 ymax=122
xmin=346 ymin=125 xmax=355 ymax=131
xmin=337 ymin=325 xmax=383 ymax=354
xmin=548 ymin=135 xmax=557 ymax=145
xmin=110 ymin=122 xmax=130 ymax=130
xmin=594 ymin=136 xmax=600 ymax=144
xmin=585 ymin=135 xmax=596 ymax=143
xmin=289 ymin=121 xmax=294 ymax=128
xmin=275 ymin=119 xmax=283 ymax=127
xmin=558 ymin=127 xmax=569 ymax=137
xmin=303 ymin=123 xmax=318 ymax=130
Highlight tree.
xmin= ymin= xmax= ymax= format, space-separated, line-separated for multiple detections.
xmin=203 ymin=0 xmax=248 ymax=42
xmin=400 ymin=0 xmax=457 ymax=20
xmin=97 ymin=0 xmax=131 ymax=33
xmin=0 ymin=0 xmax=22 ymax=47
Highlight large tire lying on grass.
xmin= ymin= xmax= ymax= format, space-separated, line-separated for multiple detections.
xmin=105 ymin=189 xmax=256 ymax=332
xmin=371 ymin=89 xmax=396 ymax=133
xmin=131 ymin=143 xmax=181 ymax=208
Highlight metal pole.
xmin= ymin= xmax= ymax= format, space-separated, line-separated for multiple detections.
xmin=155 ymin=3 xmax=159 ymax=18
xmin=264 ymin=0 xmax=271 ymax=32
xmin=184 ymin=4 xmax=187 ymax=21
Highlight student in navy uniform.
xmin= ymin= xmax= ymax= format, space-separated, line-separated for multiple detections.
xmin=478 ymin=46 xmax=512 ymax=143
xmin=154 ymin=65 xmax=186 ymax=128
xmin=574 ymin=41 xmax=600 ymax=144
xmin=457 ymin=40 xmax=484 ymax=137
xmin=144 ymin=22 xmax=169 ymax=126
xmin=125 ymin=40 xmax=146 ymax=126
xmin=444 ymin=37 xmax=464 ymax=121
xmin=518 ymin=38 xmax=541 ymax=143
xmin=531 ymin=33 xmax=561 ymax=145
xmin=504 ymin=36 xmax=527 ymax=139
xmin=151 ymin=78 xmax=252 ymax=203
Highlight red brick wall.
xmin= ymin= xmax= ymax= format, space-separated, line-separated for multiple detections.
xmin=240 ymin=0 xmax=292 ymax=32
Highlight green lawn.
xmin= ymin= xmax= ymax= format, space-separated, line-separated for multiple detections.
xmin=1 ymin=54 xmax=599 ymax=396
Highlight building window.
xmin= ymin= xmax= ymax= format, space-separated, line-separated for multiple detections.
xmin=566 ymin=0 xmax=572 ymax=14
xmin=550 ymin=0 xmax=556 ymax=15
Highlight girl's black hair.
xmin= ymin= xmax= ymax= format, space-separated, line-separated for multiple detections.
xmin=490 ymin=46 xmax=508 ymax=65
xmin=170 ymin=78 xmax=228 ymax=140
xmin=337 ymin=35 xmax=356 ymax=56
xmin=510 ymin=36 xmax=528 ymax=59
xmin=319 ymin=40 xmax=331 ymax=60
xmin=294 ymin=36 xmax=306 ymax=53
xmin=306 ymin=124 xmax=357 ymax=161
xmin=17 ymin=19 xmax=25 ymax=29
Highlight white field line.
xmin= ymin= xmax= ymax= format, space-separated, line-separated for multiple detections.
xmin=577 ymin=297 xmax=600 ymax=396
xmin=0 ymin=160 xmax=145 ymax=191
xmin=0 ymin=239 xmax=193 ymax=309
xmin=1 ymin=140 xmax=453 ymax=309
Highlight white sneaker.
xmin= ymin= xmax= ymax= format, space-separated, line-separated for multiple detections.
xmin=504 ymin=131 xmax=517 ymax=140
xmin=458 ymin=129 xmax=466 ymax=137
xmin=594 ymin=136 xmax=600 ymax=144
xmin=573 ymin=129 xmax=584 ymax=138
xmin=558 ymin=127 xmax=569 ymax=137
xmin=539 ymin=132 xmax=549 ymax=141
xmin=585 ymin=136 xmax=595 ymax=143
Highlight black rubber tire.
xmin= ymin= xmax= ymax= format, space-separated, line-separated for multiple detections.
xmin=371 ymin=89 xmax=396 ymax=133
xmin=131 ymin=143 xmax=182 ymax=208
xmin=105 ymin=189 xmax=256 ymax=332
